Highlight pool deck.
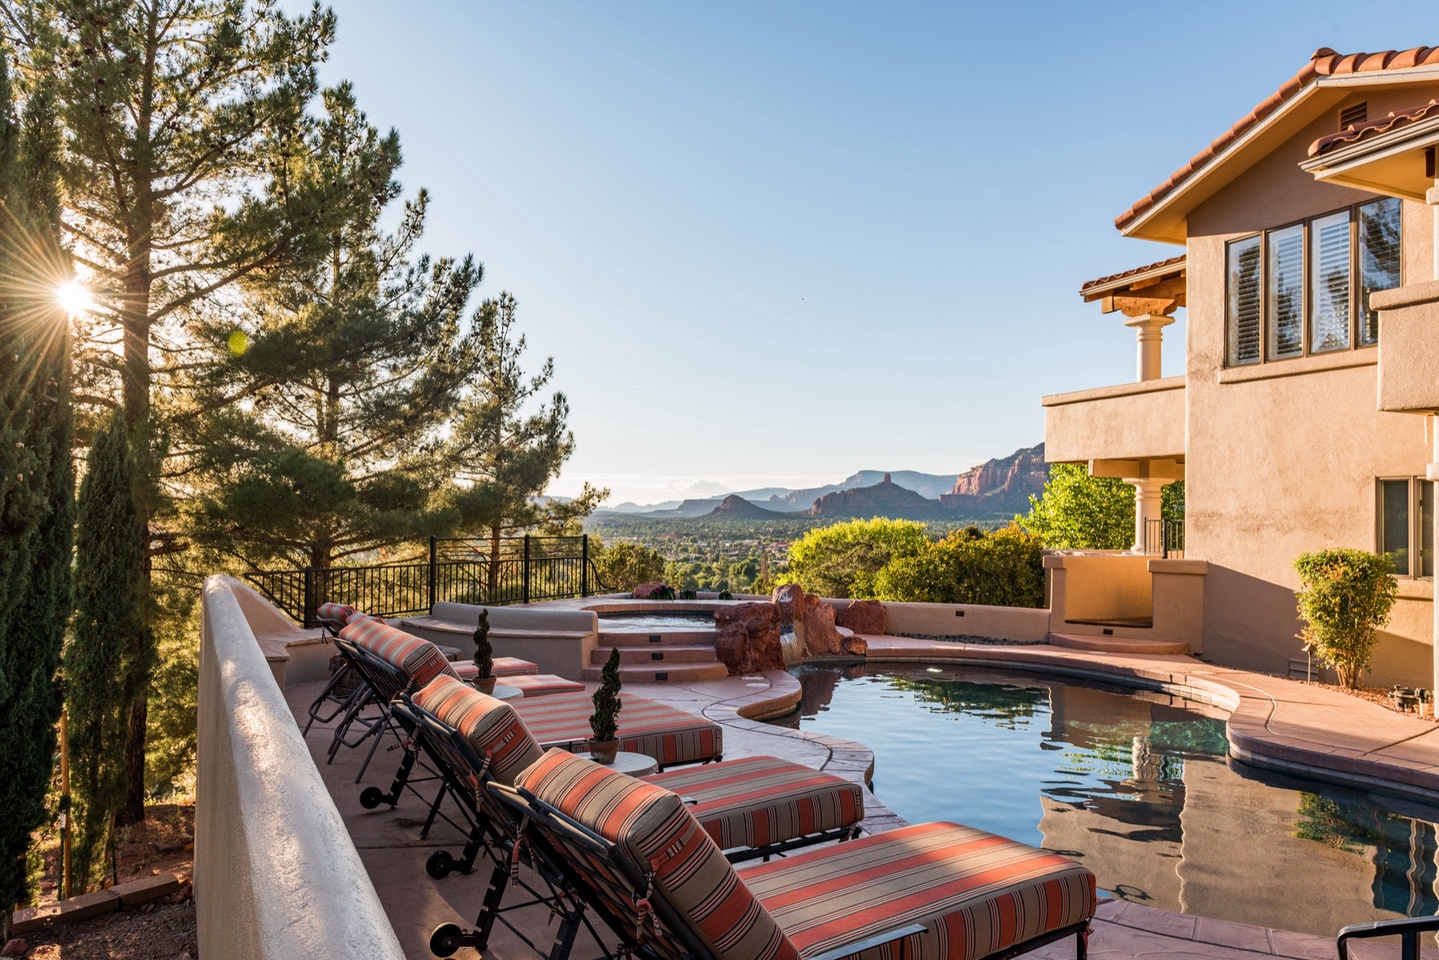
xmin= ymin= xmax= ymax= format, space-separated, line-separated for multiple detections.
xmin=287 ymin=637 xmax=1439 ymax=960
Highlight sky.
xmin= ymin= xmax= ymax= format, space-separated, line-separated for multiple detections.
xmin=302 ymin=1 xmax=1437 ymax=505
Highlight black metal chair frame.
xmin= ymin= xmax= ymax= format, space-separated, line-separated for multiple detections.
xmin=1338 ymin=914 xmax=1439 ymax=960
xmin=301 ymin=613 xmax=358 ymax=736
xmin=390 ymin=697 xmax=613 ymax=960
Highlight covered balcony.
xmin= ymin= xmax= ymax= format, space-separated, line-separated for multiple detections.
xmin=1043 ymin=257 xmax=1187 ymax=552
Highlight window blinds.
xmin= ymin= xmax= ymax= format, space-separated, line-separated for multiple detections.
xmin=1227 ymin=235 xmax=1261 ymax=365
xmin=1267 ymin=223 xmax=1304 ymax=358
xmin=1359 ymin=197 xmax=1402 ymax=345
xmin=1309 ymin=211 xmax=1351 ymax=352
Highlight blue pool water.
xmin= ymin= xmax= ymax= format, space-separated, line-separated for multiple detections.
xmin=596 ymin=611 xmax=715 ymax=631
xmin=776 ymin=663 xmax=1439 ymax=937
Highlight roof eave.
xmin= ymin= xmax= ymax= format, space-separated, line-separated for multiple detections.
xmin=1079 ymin=258 xmax=1187 ymax=300
xmin=1300 ymin=112 xmax=1439 ymax=201
xmin=1119 ymin=68 xmax=1439 ymax=244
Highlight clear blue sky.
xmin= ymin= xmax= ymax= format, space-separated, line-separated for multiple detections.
xmin=307 ymin=1 xmax=1434 ymax=505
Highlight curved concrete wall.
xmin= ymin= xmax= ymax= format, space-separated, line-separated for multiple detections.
xmin=196 ymin=575 xmax=404 ymax=960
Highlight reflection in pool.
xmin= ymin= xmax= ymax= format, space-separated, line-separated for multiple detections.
xmin=773 ymin=664 xmax=1439 ymax=936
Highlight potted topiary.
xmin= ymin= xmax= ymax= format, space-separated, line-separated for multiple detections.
xmin=472 ymin=609 xmax=496 ymax=695
xmin=588 ymin=647 xmax=623 ymax=763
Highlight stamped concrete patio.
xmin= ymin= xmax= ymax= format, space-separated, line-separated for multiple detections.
xmin=285 ymin=636 xmax=1439 ymax=960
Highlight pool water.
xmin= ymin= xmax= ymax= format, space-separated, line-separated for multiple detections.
xmin=776 ymin=664 xmax=1439 ymax=937
xmin=596 ymin=611 xmax=716 ymax=631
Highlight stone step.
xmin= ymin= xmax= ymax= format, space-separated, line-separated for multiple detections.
xmin=1048 ymin=632 xmax=1190 ymax=656
xmin=580 ymin=662 xmax=730 ymax=683
xmin=594 ymin=629 xmax=716 ymax=647
xmin=591 ymin=644 xmax=719 ymax=665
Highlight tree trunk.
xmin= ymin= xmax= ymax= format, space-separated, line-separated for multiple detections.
xmin=117 ymin=695 xmax=147 ymax=825
xmin=487 ymin=524 xmax=501 ymax=599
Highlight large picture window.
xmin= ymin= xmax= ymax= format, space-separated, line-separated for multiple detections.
xmin=1378 ymin=477 xmax=1433 ymax=578
xmin=1225 ymin=198 xmax=1401 ymax=366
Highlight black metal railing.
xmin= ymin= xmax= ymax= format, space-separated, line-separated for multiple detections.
xmin=246 ymin=534 xmax=609 ymax=627
xmin=1142 ymin=518 xmax=1185 ymax=559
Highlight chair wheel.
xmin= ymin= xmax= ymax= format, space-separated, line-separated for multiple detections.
xmin=429 ymin=922 xmax=464 ymax=957
xmin=359 ymin=786 xmax=385 ymax=809
xmin=426 ymin=849 xmax=455 ymax=879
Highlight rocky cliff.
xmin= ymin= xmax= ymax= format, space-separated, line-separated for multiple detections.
xmin=705 ymin=495 xmax=785 ymax=519
xmin=938 ymin=443 xmax=1048 ymax=516
xmin=808 ymin=474 xmax=952 ymax=520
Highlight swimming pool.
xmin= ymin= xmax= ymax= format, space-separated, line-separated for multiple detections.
xmin=774 ymin=663 xmax=1439 ymax=937
xmin=595 ymin=611 xmax=716 ymax=631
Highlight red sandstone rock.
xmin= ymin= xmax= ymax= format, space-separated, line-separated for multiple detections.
xmin=841 ymin=634 xmax=869 ymax=656
xmin=2 ymin=938 xmax=27 ymax=957
xmin=632 ymin=582 xmax=669 ymax=599
xmin=836 ymin=599 xmax=886 ymax=635
xmin=714 ymin=602 xmax=785 ymax=674
xmin=771 ymin=584 xmax=803 ymax=622
xmin=794 ymin=592 xmax=844 ymax=657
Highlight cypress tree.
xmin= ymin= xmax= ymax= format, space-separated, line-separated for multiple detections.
xmin=68 ymin=410 xmax=141 ymax=892
xmin=0 ymin=53 xmax=74 ymax=938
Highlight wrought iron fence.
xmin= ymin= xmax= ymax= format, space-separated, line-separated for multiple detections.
xmin=1142 ymin=518 xmax=1185 ymax=559
xmin=246 ymin=534 xmax=608 ymax=627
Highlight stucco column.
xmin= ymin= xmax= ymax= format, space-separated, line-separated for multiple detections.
xmin=1430 ymin=416 xmax=1439 ymax=711
xmin=1126 ymin=479 xmax=1165 ymax=552
xmin=1124 ymin=312 xmax=1176 ymax=382
xmin=1429 ymin=182 xmax=1439 ymax=280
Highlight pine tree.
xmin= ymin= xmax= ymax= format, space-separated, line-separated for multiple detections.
xmin=68 ymin=409 xmax=142 ymax=891
xmin=185 ymin=84 xmax=485 ymax=575
xmin=2 ymin=0 xmax=341 ymax=824
xmin=445 ymin=293 xmax=607 ymax=588
xmin=0 ymin=55 xmax=74 ymax=939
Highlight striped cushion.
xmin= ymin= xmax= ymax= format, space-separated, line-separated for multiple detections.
xmin=501 ymin=674 xmax=586 ymax=697
xmin=739 ymin=822 xmax=1096 ymax=960
xmin=645 ymin=756 xmax=863 ymax=851
xmin=412 ymin=675 xmax=544 ymax=787
xmin=340 ymin=619 xmax=458 ymax=695
xmin=517 ymin=749 xmax=797 ymax=960
xmin=513 ymin=692 xmax=722 ymax=767
xmin=493 ymin=657 xmax=538 ymax=676
xmin=316 ymin=602 xmax=357 ymax=624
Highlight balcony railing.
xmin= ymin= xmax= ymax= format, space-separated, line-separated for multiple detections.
xmin=1143 ymin=518 xmax=1185 ymax=559
xmin=245 ymin=534 xmax=611 ymax=627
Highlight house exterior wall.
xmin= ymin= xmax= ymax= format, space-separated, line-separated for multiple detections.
xmin=1180 ymin=87 xmax=1439 ymax=685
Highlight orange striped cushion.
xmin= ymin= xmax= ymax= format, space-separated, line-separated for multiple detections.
xmin=645 ymin=756 xmax=863 ymax=851
xmin=501 ymin=674 xmax=586 ymax=697
xmin=412 ymin=675 xmax=545 ymax=787
xmin=739 ymin=822 xmax=1096 ymax=960
xmin=316 ymin=602 xmax=357 ymax=624
xmin=513 ymin=692 xmax=722 ymax=767
xmin=340 ymin=619 xmax=458 ymax=694
xmin=517 ymin=750 xmax=797 ymax=960
xmin=493 ymin=657 xmax=538 ymax=676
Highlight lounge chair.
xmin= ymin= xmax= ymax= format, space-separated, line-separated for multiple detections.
xmin=400 ymin=676 xmax=865 ymax=960
xmin=301 ymin=602 xmax=369 ymax=735
xmin=491 ymin=749 xmax=1097 ymax=960
xmin=512 ymin=690 xmax=724 ymax=769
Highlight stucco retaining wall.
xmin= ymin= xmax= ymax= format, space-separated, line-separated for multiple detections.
xmin=878 ymin=600 xmax=1050 ymax=642
xmin=197 ymin=575 xmax=403 ymax=960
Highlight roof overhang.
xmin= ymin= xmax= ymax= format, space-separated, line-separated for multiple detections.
xmin=1121 ymin=67 xmax=1439 ymax=244
xmin=1300 ymin=112 xmax=1439 ymax=200
xmin=1080 ymin=257 xmax=1186 ymax=315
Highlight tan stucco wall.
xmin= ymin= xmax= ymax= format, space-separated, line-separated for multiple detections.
xmin=1043 ymin=376 xmax=1186 ymax=464
xmin=1374 ymin=280 xmax=1439 ymax=413
xmin=879 ymin=601 xmax=1050 ymax=642
xmin=197 ymin=576 xmax=403 ymax=960
xmin=1173 ymin=85 xmax=1439 ymax=686
xmin=1047 ymin=554 xmax=1153 ymax=623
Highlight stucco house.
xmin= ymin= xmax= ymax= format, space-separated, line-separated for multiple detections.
xmin=1044 ymin=46 xmax=1439 ymax=695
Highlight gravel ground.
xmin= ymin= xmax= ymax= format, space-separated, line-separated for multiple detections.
xmin=894 ymin=633 xmax=1048 ymax=645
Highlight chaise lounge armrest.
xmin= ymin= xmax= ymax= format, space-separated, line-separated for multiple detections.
xmin=1337 ymin=914 xmax=1439 ymax=960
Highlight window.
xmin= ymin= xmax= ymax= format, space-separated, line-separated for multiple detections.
xmin=1224 ymin=199 xmax=1402 ymax=366
xmin=1378 ymin=477 xmax=1433 ymax=578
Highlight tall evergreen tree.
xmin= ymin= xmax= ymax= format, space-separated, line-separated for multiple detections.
xmin=0 ymin=54 xmax=74 ymax=939
xmin=445 ymin=293 xmax=607 ymax=587
xmin=69 ymin=410 xmax=140 ymax=892
xmin=186 ymin=84 xmax=486 ymax=573
xmin=2 ymin=0 xmax=341 ymax=823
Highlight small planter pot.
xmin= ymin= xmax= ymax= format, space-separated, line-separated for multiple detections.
xmin=473 ymin=676 xmax=497 ymax=696
xmin=588 ymin=739 xmax=621 ymax=764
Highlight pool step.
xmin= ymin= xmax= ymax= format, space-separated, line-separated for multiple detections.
xmin=580 ymin=662 xmax=730 ymax=683
xmin=595 ymin=628 xmax=716 ymax=647
xmin=591 ymin=644 xmax=720 ymax=665
xmin=1048 ymin=632 xmax=1190 ymax=656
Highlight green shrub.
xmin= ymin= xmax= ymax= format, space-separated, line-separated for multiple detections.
xmin=589 ymin=648 xmax=622 ymax=742
xmin=874 ymin=525 xmax=1045 ymax=608
xmin=594 ymin=541 xmax=667 ymax=591
xmin=777 ymin=518 xmax=929 ymax=599
xmin=1017 ymin=464 xmax=1134 ymax=550
xmin=1293 ymin=548 xmax=1397 ymax=689
xmin=473 ymin=608 xmax=494 ymax=679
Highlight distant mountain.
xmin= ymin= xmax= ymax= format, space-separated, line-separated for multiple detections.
xmin=705 ymin=495 xmax=785 ymax=519
xmin=937 ymin=443 xmax=1047 ymax=516
xmin=807 ymin=474 xmax=953 ymax=520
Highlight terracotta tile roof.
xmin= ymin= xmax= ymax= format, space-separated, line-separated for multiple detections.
xmin=1116 ymin=46 xmax=1439 ymax=230
xmin=1308 ymin=98 xmax=1439 ymax=157
xmin=1079 ymin=255 xmax=1186 ymax=294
